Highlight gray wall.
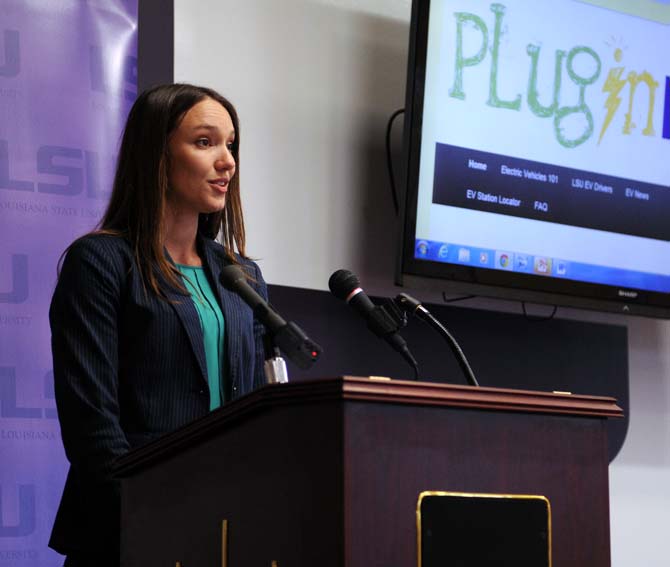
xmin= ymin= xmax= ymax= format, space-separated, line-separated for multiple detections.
xmin=174 ymin=1 xmax=670 ymax=565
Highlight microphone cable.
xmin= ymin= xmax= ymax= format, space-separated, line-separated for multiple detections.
xmin=395 ymin=293 xmax=479 ymax=387
xmin=385 ymin=107 xmax=405 ymax=216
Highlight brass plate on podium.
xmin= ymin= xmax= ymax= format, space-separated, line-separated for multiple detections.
xmin=417 ymin=492 xmax=551 ymax=567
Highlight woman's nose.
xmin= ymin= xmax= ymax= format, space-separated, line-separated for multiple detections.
xmin=215 ymin=150 xmax=235 ymax=172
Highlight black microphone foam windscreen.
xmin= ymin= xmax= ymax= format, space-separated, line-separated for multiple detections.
xmin=328 ymin=269 xmax=361 ymax=301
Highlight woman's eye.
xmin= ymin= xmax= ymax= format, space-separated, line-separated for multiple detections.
xmin=226 ymin=142 xmax=235 ymax=151
xmin=196 ymin=138 xmax=211 ymax=147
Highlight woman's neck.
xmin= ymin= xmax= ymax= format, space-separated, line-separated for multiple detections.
xmin=163 ymin=208 xmax=202 ymax=266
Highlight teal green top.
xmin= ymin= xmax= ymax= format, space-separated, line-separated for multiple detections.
xmin=177 ymin=264 xmax=226 ymax=410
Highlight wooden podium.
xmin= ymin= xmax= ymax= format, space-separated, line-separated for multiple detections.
xmin=115 ymin=376 xmax=622 ymax=566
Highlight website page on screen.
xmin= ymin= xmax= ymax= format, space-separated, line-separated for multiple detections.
xmin=413 ymin=0 xmax=670 ymax=293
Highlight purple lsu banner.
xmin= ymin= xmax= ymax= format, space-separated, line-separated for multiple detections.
xmin=0 ymin=1 xmax=137 ymax=565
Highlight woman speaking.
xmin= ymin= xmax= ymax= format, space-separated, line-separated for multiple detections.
xmin=48 ymin=84 xmax=267 ymax=566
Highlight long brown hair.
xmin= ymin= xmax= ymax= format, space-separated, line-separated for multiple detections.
xmin=97 ymin=83 xmax=247 ymax=297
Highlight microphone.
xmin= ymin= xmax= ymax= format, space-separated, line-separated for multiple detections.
xmin=219 ymin=265 xmax=322 ymax=370
xmin=328 ymin=269 xmax=419 ymax=378
xmin=395 ymin=292 xmax=479 ymax=387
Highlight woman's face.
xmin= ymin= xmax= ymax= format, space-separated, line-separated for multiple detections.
xmin=166 ymin=97 xmax=236 ymax=218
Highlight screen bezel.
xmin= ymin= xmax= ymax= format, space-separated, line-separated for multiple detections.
xmin=396 ymin=0 xmax=670 ymax=318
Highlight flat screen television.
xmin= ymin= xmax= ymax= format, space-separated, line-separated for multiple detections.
xmin=398 ymin=0 xmax=670 ymax=317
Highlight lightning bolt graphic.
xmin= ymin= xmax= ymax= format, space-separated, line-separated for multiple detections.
xmin=599 ymin=66 xmax=627 ymax=144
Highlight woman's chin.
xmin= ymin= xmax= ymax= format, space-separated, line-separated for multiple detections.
xmin=203 ymin=199 xmax=226 ymax=214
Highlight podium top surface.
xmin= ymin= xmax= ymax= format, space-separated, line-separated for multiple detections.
xmin=115 ymin=377 xmax=622 ymax=477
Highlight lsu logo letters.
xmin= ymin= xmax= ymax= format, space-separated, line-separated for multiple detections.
xmin=89 ymin=44 xmax=138 ymax=101
xmin=0 ymin=367 xmax=41 ymax=419
xmin=0 ymin=255 xmax=28 ymax=304
xmin=0 ymin=30 xmax=20 ymax=78
xmin=0 ymin=140 xmax=112 ymax=199
xmin=0 ymin=485 xmax=36 ymax=538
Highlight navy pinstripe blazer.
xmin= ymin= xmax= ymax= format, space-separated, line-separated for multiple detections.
xmin=48 ymin=233 xmax=267 ymax=558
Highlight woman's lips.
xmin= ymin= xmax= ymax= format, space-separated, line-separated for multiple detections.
xmin=208 ymin=179 xmax=229 ymax=192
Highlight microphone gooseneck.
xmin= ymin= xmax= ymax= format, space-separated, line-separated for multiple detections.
xmin=329 ymin=269 xmax=419 ymax=379
xmin=395 ymin=292 xmax=479 ymax=387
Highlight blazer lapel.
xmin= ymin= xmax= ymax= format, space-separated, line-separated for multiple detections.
xmin=162 ymin=253 xmax=208 ymax=387
xmin=200 ymin=239 xmax=243 ymax=387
